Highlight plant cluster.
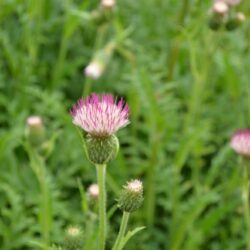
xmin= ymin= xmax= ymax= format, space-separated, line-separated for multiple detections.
xmin=0 ymin=0 xmax=249 ymax=250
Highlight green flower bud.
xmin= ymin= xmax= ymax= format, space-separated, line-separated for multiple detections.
xmin=208 ymin=17 xmax=223 ymax=31
xmin=118 ymin=179 xmax=144 ymax=213
xmin=84 ymin=134 xmax=119 ymax=165
xmin=226 ymin=12 xmax=246 ymax=31
xmin=26 ymin=116 xmax=45 ymax=146
xmin=63 ymin=226 xmax=83 ymax=250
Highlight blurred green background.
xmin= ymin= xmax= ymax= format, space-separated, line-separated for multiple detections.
xmin=0 ymin=0 xmax=250 ymax=249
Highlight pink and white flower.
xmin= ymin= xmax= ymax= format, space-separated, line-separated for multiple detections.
xmin=230 ymin=129 xmax=250 ymax=157
xmin=70 ymin=93 xmax=129 ymax=137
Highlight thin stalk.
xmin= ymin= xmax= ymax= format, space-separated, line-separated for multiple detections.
xmin=39 ymin=173 xmax=51 ymax=250
xmin=34 ymin=156 xmax=51 ymax=250
xmin=25 ymin=144 xmax=51 ymax=249
xmin=112 ymin=212 xmax=130 ymax=250
xmin=241 ymin=159 xmax=250 ymax=250
xmin=166 ymin=0 xmax=190 ymax=81
xmin=96 ymin=164 xmax=107 ymax=250
xmin=85 ymin=213 xmax=98 ymax=250
xmin=145 ymin=132 xmax=161 ymax=227
xmin=52 ymin=36 xmax=67 ymax=88
xmin=83 ymin=77 xmax=93 ymax=97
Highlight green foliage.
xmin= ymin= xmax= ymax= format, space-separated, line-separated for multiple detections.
xmin=0 ymin=0 xmax=250 ymax=249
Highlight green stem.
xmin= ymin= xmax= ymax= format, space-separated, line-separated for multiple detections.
xmin=96 ymin=164 xmax=107 ymax=250
xmin=39 ymin=174 xmax=51 ymax=250
xmin=83 ymin=77 xmax=93 ymax=97
xmin=242 ymin=159 xmax=250 ymax=250
xmin=112 ymin=212 xmax=130 ymax=250
xmin=24 ymin=143 xmax=51 ymax=249
xmin=166 ymin=0 xmax=189 ymax=81
xmin=146 ymin=136 xmax=160 ymax=227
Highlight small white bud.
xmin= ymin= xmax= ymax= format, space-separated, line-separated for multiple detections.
xmin=66 ymin=226 xmax=81 ymax=237
xmin=101 ymin=0 xmax=115 ymax=9
xmin=236 ymin=12 xmax=246 ymax=23
xmin=27 ymin=116 xmax=43 ymax=127
xmin=127 ymin=180 xmax=143 ymax=193
xmin=26 ymin=116 xmax=45 ymax=145
xmin=87 ymin=183 xmax=99 ymax=200
xmin=84 ymin=61 xmax=104 ymax=80
xmin=213 ymin=1 xmax=229 ymax=15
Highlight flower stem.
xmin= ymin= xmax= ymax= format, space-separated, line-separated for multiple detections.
xmin=242 ymin=159 xmax=250 ymax=250
xmin=96 ymin=164 xmax=107 ymax=250
xmin=112 ymin=212 xmax=130 ymax=250
xmin=83 ymin=77 xmax=93 ymax=97
xmin=24 ymin=143 xmax=51 ymax=249
xmin=166 ymin=0 xmax=189 ymax=81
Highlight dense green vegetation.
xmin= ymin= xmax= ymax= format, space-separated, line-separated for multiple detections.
xmin=0 ymin=0 xmax=250 ymax=249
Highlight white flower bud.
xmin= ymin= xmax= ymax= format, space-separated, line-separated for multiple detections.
xmin=87 ymin=183 xmax=99 ymax=200
xmin=236 ymin=12 xmax=246 ymax=23
xmin=213 ymin=1 xmax=229 ymax=15
xmin=84 ymin=61 xmax=104 ymax=80
xmin=101 ymin=0 xmax=115 ymax=9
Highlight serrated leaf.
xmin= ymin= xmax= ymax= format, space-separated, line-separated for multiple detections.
xmin=117 ymin=226 xmax=145 ymax=250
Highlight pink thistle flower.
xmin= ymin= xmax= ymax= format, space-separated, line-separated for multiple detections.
xmin=230 ymin=129 xmax=250 ymax=157
xmin=70 ymin=93 xmax=129 ymax=137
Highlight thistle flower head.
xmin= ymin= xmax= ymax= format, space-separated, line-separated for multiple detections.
xmin=64 ymin=225 xmax=83 ymax=250
xmin=71 ymin=93 xmax=129 ymax=137
xmin=118 ymin=179 xmax=144 ymax=213
xmin=230 ymin=129 xmax=250 ymax=157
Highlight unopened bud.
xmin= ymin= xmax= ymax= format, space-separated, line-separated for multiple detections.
xmin=84 ymin=134 xmax=119 ymax=165
xmin=226 ymin=12 xmax=246 ymax=30
xmin=101 ymin=0 xmax=115 ymax=9
xmin=208 ymin=16 xmax=223 ymax=30
xmin=84 ymin=43 xmax=115 ymax=80
xmin=84 ymin=61 xmax=104 ymax=80
xmin=87 ymin=183 xmax=99 ymax=200
xmin=213 ymin=1 xmax=229 ymax=15
xmin=26 ymin=116 xmax=45 ymax=146
xmin=236 ymin=12 xmax=246 ymax=23
xmin=64 ymin=226 xmax=83 ymax=250
xmin=230 ymin=130 xmax=250 ymax=158
xmin=118 ymin=179 xmax=143 ymax=213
